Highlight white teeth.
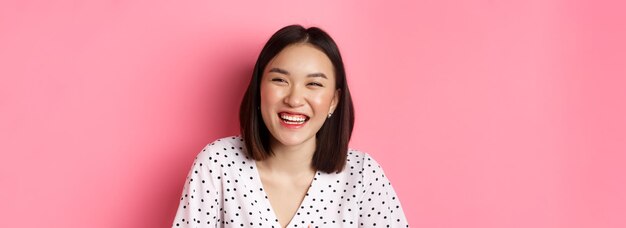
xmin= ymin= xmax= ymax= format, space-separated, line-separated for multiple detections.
xmin=280 ymin=113 xmax=307 ymax=122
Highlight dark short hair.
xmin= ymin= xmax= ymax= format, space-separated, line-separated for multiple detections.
xmin=239 ymin=24 xmax=355 ymax=173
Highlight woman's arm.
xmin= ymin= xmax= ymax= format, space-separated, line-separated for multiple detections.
xmin=357 ymin=153 xmax=410 ymax=227
xmin=172 ymin=145 xmax=221 ymax=227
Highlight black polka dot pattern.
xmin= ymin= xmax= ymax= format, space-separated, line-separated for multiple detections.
xmin=172 ymin=136 xmax=409 ymax=227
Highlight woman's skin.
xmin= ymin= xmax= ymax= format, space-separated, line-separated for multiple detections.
xmin=256 ymin=43 xmax=339 ymax=228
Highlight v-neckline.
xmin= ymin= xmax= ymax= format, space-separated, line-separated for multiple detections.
xmin=251 ymin=160 xmax=319 ymax=228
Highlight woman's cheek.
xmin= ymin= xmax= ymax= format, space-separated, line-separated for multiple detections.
xmin=311 ymin=91 xmax=333 ymax=107
xmin=261 ymin=85 xmax=282 ymax=104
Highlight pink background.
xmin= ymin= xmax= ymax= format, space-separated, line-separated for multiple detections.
xmin=1 ymin=0 xmax=625 ymax=227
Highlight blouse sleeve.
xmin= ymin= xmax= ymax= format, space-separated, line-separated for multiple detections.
xmin=172 ymin=144 xmax=221 ymax=227
xmin=358 ymin=153 xmax=410 ymax=227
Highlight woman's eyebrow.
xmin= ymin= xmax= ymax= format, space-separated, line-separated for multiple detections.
xmin=268 ymin=67 xmax=289 ymax=75
xmin=269 ymin=67 xmax=327 ymax=79
xmin=307 ymin=73 xmax=327 ymax=79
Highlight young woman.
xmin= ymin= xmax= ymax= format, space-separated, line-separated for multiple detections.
xmin=172 ymin=25 xmax=409 ymax=228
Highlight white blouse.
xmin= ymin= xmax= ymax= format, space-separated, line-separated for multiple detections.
xmin=172 ymin=136 xmax=409 ymax=227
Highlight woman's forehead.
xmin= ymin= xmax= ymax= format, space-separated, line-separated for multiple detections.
xmin=265 ymin=44 xmax=335 ymax=78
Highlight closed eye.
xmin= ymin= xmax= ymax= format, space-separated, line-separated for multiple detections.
xmin=271 ymin=78 xmax=287 ymax=83
xmin=308 ymin=82 xmax=324 ymax=87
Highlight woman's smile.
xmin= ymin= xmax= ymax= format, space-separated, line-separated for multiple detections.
xmin=278 ymin=112 xmax=310 ymax=128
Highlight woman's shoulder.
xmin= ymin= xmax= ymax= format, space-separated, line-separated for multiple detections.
xmin=346 ymin=148 xmax=381 ymax=167
xmin=344 ymin=148 xmax=390 ymax=180
xmin=194 ymin=135 xmax=250 ymax=164
xmin=205 ymin=135 xmax=245 ymax=149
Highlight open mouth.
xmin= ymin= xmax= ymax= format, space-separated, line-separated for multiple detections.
xmin=278 ymin=112 xmax=310 ymax=125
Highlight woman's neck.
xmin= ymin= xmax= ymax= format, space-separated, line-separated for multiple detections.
xmin=258 ymin=138 xmax=316 ymax=175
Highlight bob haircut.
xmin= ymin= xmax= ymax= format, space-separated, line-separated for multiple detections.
xmin=239 ymin=25 xmax=355 ymax=173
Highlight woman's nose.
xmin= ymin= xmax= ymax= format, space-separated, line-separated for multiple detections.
xmin=284 ymin=86 xmax=305 ymax=107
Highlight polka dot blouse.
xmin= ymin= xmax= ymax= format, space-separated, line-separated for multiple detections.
xmin=172 ymin=136 xmax=409 ymax=227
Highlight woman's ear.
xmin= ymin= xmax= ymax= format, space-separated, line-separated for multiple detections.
xmin=330 ymin=89 xmax=341 ymax=113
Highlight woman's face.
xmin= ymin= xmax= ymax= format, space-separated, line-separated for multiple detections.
xmin=260 ymin=43 xmax=339 ymax=149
